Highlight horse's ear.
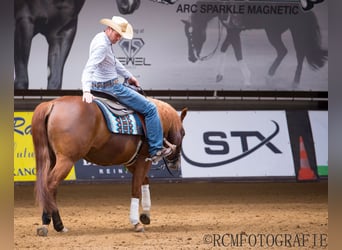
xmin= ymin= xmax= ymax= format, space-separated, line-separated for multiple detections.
xmin=180 ymin=108 xmax=188 ymax=122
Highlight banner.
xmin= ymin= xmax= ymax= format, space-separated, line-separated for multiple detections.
xmin=14 ymin=112 xmax=76 ymax=182
xmin=73 ymin=159 xmax=181 ymax=181
xmin=15 ymin=0 xmax=327 ymax=91
xmin=308 ymin=111 xmax=328 ymax=176
xmin=14 ymin=110 xmax=327 ymax=181
xmin=13 ymin=112 xmax=179 ymax=182
xmin=181 ymin=111 xmax=295 ymax=178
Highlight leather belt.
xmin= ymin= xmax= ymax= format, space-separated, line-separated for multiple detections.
xmin=92 ymin=79 xmax=119 ymax=89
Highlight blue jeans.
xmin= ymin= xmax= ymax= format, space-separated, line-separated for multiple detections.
xmin=92 ymin=81 xmax=163 ymax=156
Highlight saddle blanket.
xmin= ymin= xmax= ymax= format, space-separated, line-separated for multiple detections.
xmin=94 ymin=99 xmax=143 ymax=135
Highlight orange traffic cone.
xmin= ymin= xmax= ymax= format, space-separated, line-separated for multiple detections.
xmin=297 ymin=136 xmax=317 ymax=181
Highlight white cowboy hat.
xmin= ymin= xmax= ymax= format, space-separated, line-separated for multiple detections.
xmin=100 ymin=16 xmax=133 ymax=40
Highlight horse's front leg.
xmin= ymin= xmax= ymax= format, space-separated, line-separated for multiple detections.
xmin=129 ymin=185 xmax=151 ymax=232
xmin=219 ymin=28 xmax=251 ymax=86
xmin=46 ymin=17 xmax=78 ymax=89
xmin=14 ymin=16 xmax=34 ymax=90
xmin=140 ymin=177 xmax=151 ymax=225
xmin=129 ymin=162 xmax=151 ymax=232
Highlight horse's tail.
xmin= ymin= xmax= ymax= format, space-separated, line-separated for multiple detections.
xmin=31 ymin=101 xmax=56 ymax=213
xmin=293 ymin=12 xmax=327 ymax=70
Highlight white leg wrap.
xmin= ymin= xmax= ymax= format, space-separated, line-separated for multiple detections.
xmin=238 ymin=59 xmax=251 ymax=86
xmin=129 ymin=198 xmax=140 ymax=225
xmin=141 ymin=184 xmax=151 ymax=212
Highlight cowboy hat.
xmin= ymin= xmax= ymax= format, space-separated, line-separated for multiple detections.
xmin=100 ymin=16 xmax=133 ymax=40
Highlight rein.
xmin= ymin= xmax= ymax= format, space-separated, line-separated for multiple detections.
xmin=162 ymin=157 xmax=176 ymax=177
xmin=190 ymin=17 xmax=222 ymax=61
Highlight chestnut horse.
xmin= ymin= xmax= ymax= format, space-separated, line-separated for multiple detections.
xmin=31 ymin=95 xmax=187 ymax=235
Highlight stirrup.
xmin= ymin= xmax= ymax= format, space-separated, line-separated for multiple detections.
xmin=145 ymin=147 xmax=172 ymax=163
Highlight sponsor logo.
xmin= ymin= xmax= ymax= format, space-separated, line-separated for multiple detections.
xmin=182 ymin=120 xmax=281 ymax=168
xmin=14 ymin=116 xmax=31 ymax=136
xmin=176 ymin=0 xmax=324 ymax=13
xmin=117 ymin=38 xmax=151 ymax=66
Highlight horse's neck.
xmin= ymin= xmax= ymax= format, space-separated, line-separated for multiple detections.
xmin=151 ymin=98 xmax=177 ymax=134
xmin=192 ymin=13 xmax=217 ymax=25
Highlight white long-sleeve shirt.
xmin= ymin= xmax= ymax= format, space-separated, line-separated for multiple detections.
xmin=81 ymin=31 xmax=133 ymax=92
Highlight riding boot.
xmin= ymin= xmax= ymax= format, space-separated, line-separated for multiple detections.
xmin=150 ymin=147 xmax=172 ymax=163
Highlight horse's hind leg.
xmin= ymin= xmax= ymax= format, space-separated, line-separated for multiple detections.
xmin=265 ymin=29 xmax=288 ymax=82
xmin=290 ymin=29 xmax=306 ymax=86
xmin=36 ymin=212 xmax=51 ymax=236
xmin=292 ymin=53 xmax=304 ymax=87
xmin=37 ymin=156 xmax=74 ymax=236
xmin=37 ymin=210 xmax=67 ymax=236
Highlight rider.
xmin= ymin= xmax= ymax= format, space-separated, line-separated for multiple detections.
xmin=220 ymin=13 xmax=244 ymax=29
xmin=81 ymin=15 xmax=171 ymax=163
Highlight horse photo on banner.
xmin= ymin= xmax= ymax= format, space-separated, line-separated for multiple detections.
xmin=14 ymin=0 xmax=85 ymax=90
xmin=180 ymin=0 xmax=327 ymax=90
xmin=16 ymin=0 xmax=327 ymax=91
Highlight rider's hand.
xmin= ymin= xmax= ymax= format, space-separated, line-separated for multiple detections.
xmin=128 ymin=76 xmax=140 ymax=87
xmin=82 ymin=91 xmax=93 ymax=103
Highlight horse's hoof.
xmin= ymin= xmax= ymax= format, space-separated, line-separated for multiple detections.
xmin=37 ymin=227 xmax=48 ymax=237
xmin=134 ymin=223 xmax=145 ymax=232
xmin=60 ymin=227 xmax=68 ymax=233
xmin=216 ymin=74 xmax=223 ymax=83
xmin=140 ymin=213 xmax=151 ymax=225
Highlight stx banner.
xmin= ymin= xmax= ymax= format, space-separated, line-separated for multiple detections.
xmin=15 ymin=0 xmax=327 ymax=91
xmin=14 ymin=112 xmax=76 ymax=182
xmin=180 ymin=111 xmax=295 ymax=178
xmin=14 ymin=110 xmax=327 ymax=181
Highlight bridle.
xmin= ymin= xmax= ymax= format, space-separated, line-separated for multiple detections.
xmin=186 ymin=17 xmax=223 ymax=61
xmin=162 ymin=146 xmax=181 ymax=177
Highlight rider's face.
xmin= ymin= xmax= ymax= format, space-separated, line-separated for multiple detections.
xmin=108 ymin=28 xmax=122 ymax=44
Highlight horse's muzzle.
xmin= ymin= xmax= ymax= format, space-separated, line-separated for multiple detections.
xmin=167 ymin=159 xmax=181 ymax=171
xmin=188 ymin=55 xmax=197 ymax=63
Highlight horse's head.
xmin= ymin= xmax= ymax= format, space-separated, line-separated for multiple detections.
xmin=150 ymin=98 xmax=187 ymax=170
xmin=182 ymin=18 xmax=207 ymax=63
xmin=116 ymin=0 xmax=141 ymax=15
xmin=163 ymin=108 xmax=187 ymax=171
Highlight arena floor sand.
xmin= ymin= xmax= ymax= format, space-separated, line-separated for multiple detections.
xmin=14 ymin=181 xmax=328 ymax=249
